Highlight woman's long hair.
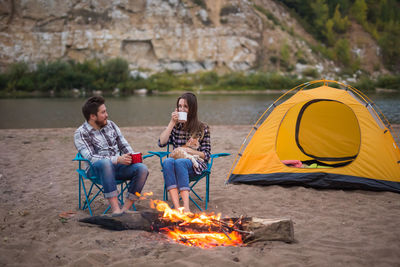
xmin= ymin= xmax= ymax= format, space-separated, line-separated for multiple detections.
xmin=177 ymin=92 xmax=205 ymax=138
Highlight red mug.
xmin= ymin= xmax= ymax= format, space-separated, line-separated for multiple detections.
xmin=130 ymin=152 xmax=142 ymax=164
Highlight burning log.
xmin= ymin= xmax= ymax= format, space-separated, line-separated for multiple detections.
xmin=79 ymin=210 xmax=294 ymax=245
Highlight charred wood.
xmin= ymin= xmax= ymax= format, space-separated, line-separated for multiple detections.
xmin=79 ymin=211 xmax=294 ymax=244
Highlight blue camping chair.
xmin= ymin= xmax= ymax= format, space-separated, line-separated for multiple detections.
xmin=72 ymin=152 xmax=153 ymax=216
xmin=148 ymin=144 xmax=230 ymax=211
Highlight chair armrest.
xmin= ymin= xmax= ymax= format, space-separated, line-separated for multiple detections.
xmin=207 ymin=153 xmax=230 ymax=170
xmin=72 ymin=152 xmax=95 ymax=169
xmin=148 ymin=151 xmax=171 ymax=167
xmin=147 ymin=151 xmax=170 ymax=159
xmin=210 ymin=153 xmax=230 ymax=159
xmin=143 ymin=154 xmax=154 ymax=160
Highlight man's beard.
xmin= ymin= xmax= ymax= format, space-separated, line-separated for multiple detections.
xmin=95 ymin=118 xmax=107 ymax=128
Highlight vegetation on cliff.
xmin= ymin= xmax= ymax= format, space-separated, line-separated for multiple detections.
xmin=0 ymin=58 xmax=399 ymax=98
xmin=279 ymin=0 xmax=400 ymax=71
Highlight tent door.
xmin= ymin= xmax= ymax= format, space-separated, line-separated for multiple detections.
xmin=277 ymin=99 xmax=361 ymax=167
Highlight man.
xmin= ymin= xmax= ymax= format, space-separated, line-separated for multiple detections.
xmin=74 ymin=96 xmax=148 ymax=214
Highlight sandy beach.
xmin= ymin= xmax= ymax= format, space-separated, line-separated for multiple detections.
xmin=1 ymin=125 xmax=400 ymax=266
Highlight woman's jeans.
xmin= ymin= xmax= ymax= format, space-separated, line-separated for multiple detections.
xmin=162 ymin=158 xmax=195 ymax=191
xmin=88 ymin=159 xmax=149 ymax=200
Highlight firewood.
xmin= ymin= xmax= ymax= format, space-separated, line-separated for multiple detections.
xmin=243 ymin=218 xmax=294 ymax=243
xmin=79 ymin=212 xmax=295 ymax=244
xmin=79 ymin=210 xmax=161 ymax=231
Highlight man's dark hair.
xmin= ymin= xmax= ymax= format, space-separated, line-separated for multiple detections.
xmin=82 ymin=96 xmax=105 ymax=121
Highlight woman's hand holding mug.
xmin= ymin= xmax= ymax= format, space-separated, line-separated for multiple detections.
xmin=171 ymin=108 xmax=179 ymax=123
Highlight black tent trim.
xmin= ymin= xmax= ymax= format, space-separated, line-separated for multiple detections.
xmin=228 ymin=172 xmax=400 ymax=193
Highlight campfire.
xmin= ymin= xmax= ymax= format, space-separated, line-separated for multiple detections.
xmin=80 ymin=192 xmax=294 ymax=248
xmin=150 ymin=199 xmax=245 ymax=248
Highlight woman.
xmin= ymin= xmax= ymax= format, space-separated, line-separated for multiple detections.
xmin=158 ymin=92 xmax=211 ymax=213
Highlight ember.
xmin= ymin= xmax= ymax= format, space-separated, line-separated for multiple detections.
xmin=150 ymin=199 xmax=244 ymax=248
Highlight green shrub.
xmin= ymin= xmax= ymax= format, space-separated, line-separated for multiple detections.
xmin=280 ymin=42 xmax=291 ymax=68
xmin=147 ymin=71 xmax=178 ymax=91
xmin=378 ymin=22 xmax=400 ymax=71
xmin=199 ymin=71 xmax=218 ymax=85
xmin=376 ymin=75 xmax=400 ymax=89
xmin=103 ymin=58 xmax=129 ymax=87
xmin=36 ymin=60 xmax=72 ymax=92
xmin=350 ymin=76 xmax=376 ymax=91
xmin=332 ymin=4 xmax=350 ymax=34
xmin=178 ymin=75 xmax=195 ymax=89
xmin=219 ymin=72 xmax=247 ymax=89
xmin=334 ymin=38 xmax=351 ymax=66
xmin=15 ymin=75 xmax=35 ymax=92
xmin=5 ymin=62 xmax=30 ymax=91
xmin=351 ymin=0 xmax=367 ymax=25
xmin=324 ymin=19 xmax=335 ymax=46
xmin=0 ymin=73 xmax=7 ymax=91
xmin=302 ymin=67 xmax=319 ymax=78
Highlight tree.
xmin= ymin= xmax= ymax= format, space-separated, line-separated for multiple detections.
xmin=5 ymin=62 xmax=30 ymax=91
xmin=334 ymin=38 xmax=352 ymax=66
xmin=324 ymin=19 xmax=336 ymax=46
xmin=327 ymin=0 xmax=352 ymax=16
xmin=351 ymin=0 xmax=368 ymax=25
xmin=379 ymin=21 xmax=400 ymax=71
xmin=332 ymin=5 xmax=350 ymax=33
xmin=103 ymin=58 xmax=129 ymax=90
xmin=310 ymin=0 xmax=330 ymax=39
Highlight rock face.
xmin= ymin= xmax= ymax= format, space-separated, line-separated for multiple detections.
xmin=0 ymin=0 xmax=381 ymax=76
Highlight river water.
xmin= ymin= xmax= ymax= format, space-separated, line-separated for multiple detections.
xmin=0 ymin=93 xmax=399 ymax=129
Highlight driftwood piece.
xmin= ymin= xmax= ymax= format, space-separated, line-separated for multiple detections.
xmin=79 ymin=210 xmax=161 ymax=231
xmin=79 ymin=211 xmax=294 ymax=244
xmin=243 ymin=218 xmax=294 ymax=243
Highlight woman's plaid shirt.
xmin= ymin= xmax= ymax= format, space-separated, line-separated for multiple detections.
xmin=158 ymin=123 xmax=211 ymax=175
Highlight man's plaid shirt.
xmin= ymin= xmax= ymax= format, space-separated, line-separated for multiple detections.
xmin=74 ymin=120 xmax=134 ymax=169
xmin=158 ymin=123 xmax=211 ymax=175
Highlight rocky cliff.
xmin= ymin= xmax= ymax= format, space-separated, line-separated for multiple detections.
xmin=0 ymin=0 xmax=383 ymax=78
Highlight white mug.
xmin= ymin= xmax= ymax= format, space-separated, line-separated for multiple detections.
xmin=178 ymin=111 xmax=187 ymax=122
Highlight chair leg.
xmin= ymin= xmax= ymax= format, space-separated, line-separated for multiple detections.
xmin=119 ymin=183 xmax=125 ymax=205
xmin=79 ymin=176 xmax=82 ymax=210
xmin=84 ymin=184 xmax=102 ymax=210
xmin=205 ymin=174 xmax=210 ymax=210
xmin=190 ymin=180 xmax=203 ymax=201
xmin=163 ymin=185 xmax=168 ymax=201
xmin=103 ymin=205 xmax=111 ymax=214
xmin=189 ymin=195 xmax=202 ymax=211
xmin=80 ymin=178 xmax=94 ymax=216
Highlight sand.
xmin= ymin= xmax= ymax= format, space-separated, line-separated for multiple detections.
xmin=1 ymin=125 xmax=400 ymax=266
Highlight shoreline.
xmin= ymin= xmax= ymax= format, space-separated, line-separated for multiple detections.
xmin=1 ymin=87 xmax=399 ymax=98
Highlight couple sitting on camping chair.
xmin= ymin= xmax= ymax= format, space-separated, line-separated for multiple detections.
xmin=74 ymin=93 xmax=227 ymax=215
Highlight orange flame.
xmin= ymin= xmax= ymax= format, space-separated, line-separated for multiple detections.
xmin=135 ymin=192 xmax=154 ymax=200
xmin=150 ymin=199 xmax=243 ymax=248
xmin=162 ymin=228 xmax=243 ymax=248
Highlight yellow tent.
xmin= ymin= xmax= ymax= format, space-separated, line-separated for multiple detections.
xmin=228 ymin=80 xmax=400 ymax=192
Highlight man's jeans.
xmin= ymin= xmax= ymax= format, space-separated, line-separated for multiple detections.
xmin=88 ymin=159 xmax=149 ymax=200
xmin=162 ymin=158 xmax=195 ymax=191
